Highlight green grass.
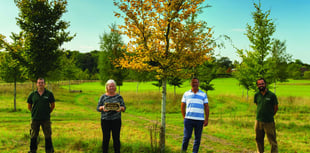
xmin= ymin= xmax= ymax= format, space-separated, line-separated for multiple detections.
xmin=0 ymin=78 xmax=309 ymax=152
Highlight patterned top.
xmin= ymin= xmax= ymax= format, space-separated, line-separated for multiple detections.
xmin=182 ymin=89 xmax=208 ymax=121
xmin=97 ymin=94 xmax=126 ymax=120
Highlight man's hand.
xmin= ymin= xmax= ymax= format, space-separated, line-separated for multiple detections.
xmin=203 ymin=119 xmax=208 ymax=127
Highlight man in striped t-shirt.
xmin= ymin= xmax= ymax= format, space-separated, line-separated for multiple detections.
xmin=181 ymin=77 xmax=209 ymax=153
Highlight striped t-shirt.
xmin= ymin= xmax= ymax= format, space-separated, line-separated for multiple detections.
xmin=182 ymin=89 xmax=208 ymax=121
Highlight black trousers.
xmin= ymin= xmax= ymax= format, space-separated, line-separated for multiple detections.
xmin=29 ymin=120 xmax=54 ymax=153
xmin=101 ymin=119 xmax=121 ymax=153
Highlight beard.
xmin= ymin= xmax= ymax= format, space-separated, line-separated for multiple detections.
xmin=258 ymin=86 xmax=266 ymax=91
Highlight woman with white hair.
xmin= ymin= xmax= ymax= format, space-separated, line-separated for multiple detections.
xmin=97 ymin=79 xmax=126 ymax=153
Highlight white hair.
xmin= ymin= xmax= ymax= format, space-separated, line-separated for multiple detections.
xmin=105 ymin=79 xmax=117 ymax=91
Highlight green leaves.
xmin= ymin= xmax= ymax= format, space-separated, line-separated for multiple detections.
xmin=14 ymin=0 xmax=74 ymax=80
xmin=98 ymin=23 xmax=128 ymax=86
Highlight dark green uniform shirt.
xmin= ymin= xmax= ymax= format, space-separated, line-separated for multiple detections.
xmin=254 ymin=89 xmax=278 ymax=122
xmin=27 ymin=89 xmax=55 ymax=120
xmin=97 ymin=94 xmax=126 ymax=120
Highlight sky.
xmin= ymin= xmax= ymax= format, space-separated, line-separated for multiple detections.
xmin=0 ymin=0 xmax=309 ymax=64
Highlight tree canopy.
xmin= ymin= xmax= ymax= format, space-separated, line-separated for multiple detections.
xmin=113 ymin=0 xmax=214 ymax=151
xmin=13 ymin=0 xmax=74 ymax=80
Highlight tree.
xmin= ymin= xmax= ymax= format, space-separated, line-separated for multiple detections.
xmin=287 ymin=60 xmax=303 ymax=79
xmin=267 ymin=39 xmax=291 ymax=92
xmin=76 ymin=51 xmax=100 ymax=79
xmin=216 ymin=56 xmax=233 ymax=77
xmin=98 ymin=24 xmax=128 ymax=93
xmin=168 ymin=76 xmax=184 ymax=97
xmin=152 ymin=79 xmax=163 ymax=92
xmin=61 ymin=54 xmax=79 ymax=91
xmin=234 ymin=49 xmax=259 ymax=100
xmin=195 ymin=59 xmax=217 ymax=94
xmin=128 ymin=70 xmax=153 ymax=92
xmin=304 ymin=71 xmax=310 ymax=79
xmin=235 ymin=2 xmax=278 ymax=93
xmin=13 ymin=0 xmax=74 ymax=81
xmin=0 ymin=33 xmax=27 ymax=111
xmin=113 ymin=0 xmax=214 ymax=151
xmin=246 ymin=2 xmax=275 ymax=80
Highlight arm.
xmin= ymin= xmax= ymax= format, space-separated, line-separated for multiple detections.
xmin=97 ymin=95 xmax=104 ymax=112
xmin=118 ymin=96 xmax=126 ymax=112
xmin=204 ymin=103 xmax=209 ymax=127
xmin=118 ymin=106 xmax=126 ymax=112
xmin=28 ymin=103 xmax=32 ymax=111
xmin=50 ymin=102 xmax=55 ymax=113
xmin=274 ymin=105 xmax=278 ymax=116
xmin=181 ymin=102 xmax=186 ymax=119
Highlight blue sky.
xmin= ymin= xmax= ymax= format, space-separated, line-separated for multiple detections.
xmin=0 ymin=0 xmax=309 ymax=64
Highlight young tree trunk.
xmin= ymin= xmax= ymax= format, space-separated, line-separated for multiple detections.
xmin=136 ymin=82 xmax=139 ymax=93
xmin=274 ymin=82 xmax=277 ymax=93
xmin=160 ymin=78 xmax=167 ymax=153
xmin=14 ymin=79 xmax=17 ymax=112
xmin=69 ymin=80 xmax=71 ymax=92
xmin=174 ymin=85 xmax=176 ymax=97
xmin=246 ymin=89 xmax=249 ymax=101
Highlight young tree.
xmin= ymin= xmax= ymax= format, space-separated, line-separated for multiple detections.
xmin=235 ymin=2 xmax=279 ymax=92
xmin=234 ymin=49 xmax=259 ymax=100
xmin=128 ymin=70 xmax=153 ymax=93
xmin=13 ymin=0 xmax=74 ymax=81
xmin=98 ymin=24 xmax=128 ymax=93
xmin=168 ymin=76 xmax=184 ymax=97
xmin=61 ymin=54 xmax=79 ymax=91
xmin=195 ymin=59 xmax=217 ymax=94
xmin=267 ymin=39 xmax=291 ymax=92
xmin=246 ymin=2 xmax=275 ymax=80
xmin=114 ymin=0 xmax=214 ymax=151
xmin=0 ymin=33 xmax=27 ymax=111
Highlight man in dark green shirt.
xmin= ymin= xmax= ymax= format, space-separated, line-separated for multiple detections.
xmin=254 ymin=78 xmax=278 ymax=153
xmin=27 ymin=78 xmax=55 ymax=153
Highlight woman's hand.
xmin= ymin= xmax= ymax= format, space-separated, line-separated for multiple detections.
xmin=99 ymin=106 xmax=109 ymax=112
xmin=117 ymin=106 xmax=125 ymax=112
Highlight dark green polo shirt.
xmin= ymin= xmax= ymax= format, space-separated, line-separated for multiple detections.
xmin=254 ymin=90 xmax=278 ymax=122
xmin=27 ymin=89 xmax=55 ymax=120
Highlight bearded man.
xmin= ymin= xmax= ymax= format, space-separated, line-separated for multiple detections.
xmin=254 ymin=78 xmax=279 ymax=153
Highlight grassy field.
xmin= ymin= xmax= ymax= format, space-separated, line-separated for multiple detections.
xmin=0 ymin=78 xmax=309 ymax=153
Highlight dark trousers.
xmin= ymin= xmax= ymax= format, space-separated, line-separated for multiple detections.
xmin=29 ymin=120 xmax=54 ymax=153
xmin=101 ymin=119 xmax=121 ymax=153
xmin=181 ymin=118 xmax=204 ymax=153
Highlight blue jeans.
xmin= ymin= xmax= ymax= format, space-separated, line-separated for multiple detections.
xmin=181 ymin=118 xmax=204 ymax=153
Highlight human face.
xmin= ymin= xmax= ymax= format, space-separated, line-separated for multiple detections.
xmin=191 ymin=79 xmax=199 ymax=91
xmin=257 ymin=80 xmax=266 ymax=91
xmin=36 ymin=79 xmax=45 ymax=90
xmin=106 ymin=83 xmax=116 ymax=94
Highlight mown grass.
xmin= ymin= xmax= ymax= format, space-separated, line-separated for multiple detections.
xmin=0 ymin=78 xmax=309 ymax=152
